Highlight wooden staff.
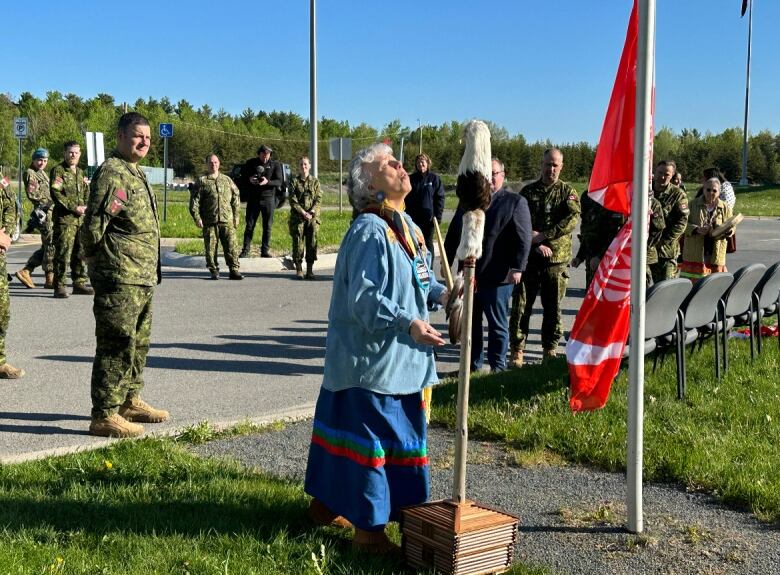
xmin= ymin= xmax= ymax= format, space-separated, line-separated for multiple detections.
xmin=452 ymin=256 xmax=475 ymax=503
xmin=423 ymin=217 xmax=453 ymax=424
xmin=433 ymin=217 xmax=454 ymax=291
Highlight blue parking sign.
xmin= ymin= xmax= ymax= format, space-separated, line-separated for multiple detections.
xmin=159 ymin=123 xmax=174 ymax=138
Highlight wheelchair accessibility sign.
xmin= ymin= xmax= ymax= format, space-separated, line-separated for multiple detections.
xmin=159 ymin=123 xmax=173 ymax=138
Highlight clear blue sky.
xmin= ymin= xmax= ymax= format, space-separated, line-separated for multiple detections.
xmin=2 ymin=0 xmax=776 ymax=144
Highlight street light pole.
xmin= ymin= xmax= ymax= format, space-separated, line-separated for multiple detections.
xmin=417 ymin=119 xmax=422 ymax=154
xmin=309 ymin=0 xmax=318 ymax=178
xmin=739 ymin=0 xmax=753 ymax=186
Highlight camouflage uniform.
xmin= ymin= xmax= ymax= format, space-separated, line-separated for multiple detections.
xmin=510 ymin=179 xmax=580 ymax=352
xmin=646 ymin=194 xmax=666 ymax=286
xmin=22 ymin=167 xmax=54 ymax=273
xmin=190 ymin=173 xmax=241 ymax=275
xmin=81 ymin=152 xmax=161 ymax=419
xmin=650 ymin=183 xmax=689 ymax=282
xmin=50 ymin=161 xmax=89 ymax=288
xmin=288 ymin=174 xmax=322 ymax=265
xmin=575 ymin=191 xmax=627 ymax=288
xmin=0 ymin=174 xmax=17 ymax=364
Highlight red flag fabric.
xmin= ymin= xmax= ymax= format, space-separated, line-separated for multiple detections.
xmin=586 ymin=0 xmax=638 ymax=216
xmin=567 ymin=222 xmax=633 ymax=411
xmin=567 ymin=0 xmax=640 ymax=412
xmin=741 ymin=0 xmax=749 ymax=17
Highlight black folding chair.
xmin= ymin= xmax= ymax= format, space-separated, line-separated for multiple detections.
xmin=673 ymin=273 xmax=734 ymax=398
xmin=624 ymin=279 xmax=692 ymax=392
xmin=752 ymin=262 xmax=780 ymax=354
xmin=720 ymin=264 xmax=766 ymax=373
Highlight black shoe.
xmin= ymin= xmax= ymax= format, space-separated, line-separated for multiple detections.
xmin=239 ymin=250 xmax=250 ymax=258
xmin=260 ymin=252 xmax=272 ymax=258
xmin=210 ymin=271 xmax=219 ymax=280
xmin=229 ymin=270 xmax=243 ymax=280
xmin=54 ymin=286 xmax=69 ymax=298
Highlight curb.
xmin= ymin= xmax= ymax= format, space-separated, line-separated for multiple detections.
xmin=0 ymin=403 xmax=316 ymax=465
xmin=161 ymin=250 xmax=339 ymax=273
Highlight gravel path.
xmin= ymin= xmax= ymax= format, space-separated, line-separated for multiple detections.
xmin=192 ymin=420 xmax=779 ymax=575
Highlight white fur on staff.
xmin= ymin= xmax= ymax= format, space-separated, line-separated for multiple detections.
xmin=455 ymin=119 xmax=492 ymax=261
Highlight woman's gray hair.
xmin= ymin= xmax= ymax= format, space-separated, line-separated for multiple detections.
xmin=347 ymin=143 xmax=393 ymax=212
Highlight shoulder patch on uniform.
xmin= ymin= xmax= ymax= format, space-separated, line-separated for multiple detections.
xmin=680 ymin=203 xmax=688 ymax=210
xmin=568 ymin=194 xmax=578 ymax=201
xmin=51 ymin=176 xmax=64 ymax=190
xmin=1 ymin=177 xmax=10 ymax=189
xmin=108 ymin=198 xmax=124 ymax=216
xmin=114 ymin=188 xmax=128 ymax=202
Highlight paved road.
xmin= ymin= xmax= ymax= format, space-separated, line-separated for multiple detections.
xmin=1 ymin=216 xmax=777 ymax=462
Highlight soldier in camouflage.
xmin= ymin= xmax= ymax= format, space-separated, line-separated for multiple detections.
xmin=649 ymin=160 xmax=689 ymax=282
xmin=288 ymin=156 xmax=322 ymax=280
xmin=646 ymin=190 xmax=666 ymax=286
xmin=50 ymin=141 xmax=93 ymax=298
xmin=190 ymin=154 xmax=243 ymax=280
xmin=81 ymin=112 xmax=168 ymax=438
xmin=509 ymin=148 xmax=580 ymax=366
xmin=15 ymin=148 xmax=55 ymax=289
xmin=571 ymin=191 xmax=627 ymax=288
xmin=0 ymin=172 xmax=24 ymax=378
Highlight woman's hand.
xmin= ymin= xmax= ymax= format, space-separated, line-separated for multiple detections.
xmin=409 ymin=319 xmax=445 ymax=346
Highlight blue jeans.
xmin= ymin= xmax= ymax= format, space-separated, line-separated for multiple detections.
xmin=471 ymin=283 xmax=513 ymax=372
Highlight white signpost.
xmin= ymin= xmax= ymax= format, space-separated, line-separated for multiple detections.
xmin=159 ymin=123 xmax=174 ymax=221
xmin=86 ymin=132 xmax=106 ymax=177
xmin=13 ymin=117 xmax=29 ymax=205
xmin=328 ymin=137 xmax=352 ymax=213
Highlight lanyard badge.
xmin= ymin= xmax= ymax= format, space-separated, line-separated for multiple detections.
xmin=413 ymin=256 xmax=431 ymax=290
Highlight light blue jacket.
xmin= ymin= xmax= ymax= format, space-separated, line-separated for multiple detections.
xmin=322 ymin=210 xmax=446 ymax=395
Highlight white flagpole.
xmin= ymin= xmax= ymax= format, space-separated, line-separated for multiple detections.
xmin=627 ymin=0 xmax=655 ymax=534
xmin=739 ymin=0 xmax=753 ymax=186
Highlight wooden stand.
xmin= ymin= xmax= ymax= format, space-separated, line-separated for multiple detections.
xmin=402 ymin=499 xmax=518 ymax=575
xmin=402 ymin=257 xmax=519 ymax=574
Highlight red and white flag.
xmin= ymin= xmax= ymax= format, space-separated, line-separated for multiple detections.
xmin=567 ymin=0 xmax=644 ymax=411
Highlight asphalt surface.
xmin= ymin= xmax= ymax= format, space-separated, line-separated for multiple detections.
xmin=1 ymin=216 xmax=778 ymax=462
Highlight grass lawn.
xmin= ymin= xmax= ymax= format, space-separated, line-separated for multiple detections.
xmin=732 ymin=185 xmax=780 ymax=217
xmin=432 ymin=337 xmax=780 ymax=525
xmin=0 ymin=426 xmax=545 ymax=575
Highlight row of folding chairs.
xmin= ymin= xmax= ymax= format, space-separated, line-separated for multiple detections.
xmin=623 ymin=262 xmax=780 ymax=399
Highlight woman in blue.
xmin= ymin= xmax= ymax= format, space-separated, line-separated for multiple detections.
xmin=304 ymin=143 xmax=448 ymax=553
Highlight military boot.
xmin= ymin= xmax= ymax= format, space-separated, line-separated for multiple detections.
xmin=89 ymin=413 xmax=144 ymax=438
xmin=210 ymin=270 xmax=220 ymax=280
xmin=305 ymin=263 xmax=315 ymax=280
xmin=295 ymin=262 xmax=304 ymax=280
xmin=72 ymin=283 xmax=95 ymax=295
xmin=44 ymin=272 xmax=55 ymax=289
xmin=509 ymin=346 xmax=524 ymax=368
xmin=118 ymin=397 xmax=170 ymax=423
xmin=228 ymin=270 xmax=243 ymax=280
xmin=542 ymin=348 xmax=558 ymax=362
xmin=0 ymin=362 xmax=25 ymax=379
xmin=15 ymin=268 xmax=35 ymax=289
xmin=54 ymin=285 xmax=69 ymax=299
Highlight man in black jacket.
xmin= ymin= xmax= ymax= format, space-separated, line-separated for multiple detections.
xmin=240 ymin=144 xmax=283 ymax=258
xmin=444 ymin=158 xmax=532 ymax=372
xmin=406 ymin=153 xmax=445 ymax=254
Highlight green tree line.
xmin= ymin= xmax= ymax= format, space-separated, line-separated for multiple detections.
xmin=1 ymin=91 xmax=778 ymax=184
